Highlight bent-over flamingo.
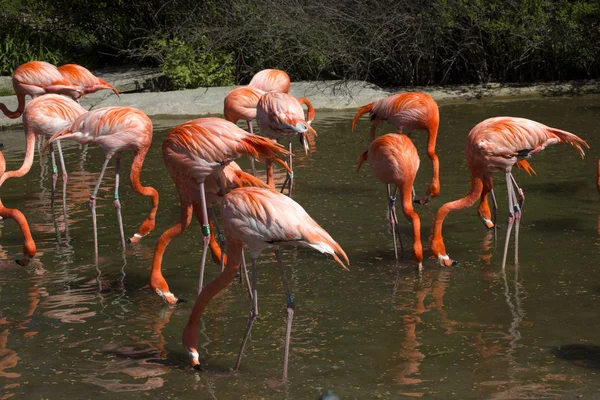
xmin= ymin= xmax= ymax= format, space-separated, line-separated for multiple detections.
xmin=430 ymin=117 xmax=588 ymax=269
xmin=0 ymin=151 xmax=36 ymax=265
xmin=149 ymin=161 xmax=270 ymax=304
xmin=352 ymin=92 xmax=440 ymax=204
xmin=182 ymin=187 xmax=349 ymax=382
xmin=160 ymin=117 xmax=290 ymax=296
xmin=0 ymin=61 xmax=82 ymax=119
xmin=45 ymin=107 xmax=159 ymax=257
xmin=58 ymin=64 xmax=119 ymax=97
xmin=256 ymin=92 xmax=316 ymax=196
xmin=248 ymin=69 xmax=291 ymax=93
xmin=357 ymin=134 xmax=423 ymax=269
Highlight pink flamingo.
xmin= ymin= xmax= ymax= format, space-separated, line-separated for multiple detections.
xmin=182 ymin=187 xmax=349 ymax=382
xmin=0 ymin=151 xmax=36 ymax=265
xmin=2 ymin=94 xmax=87 ymax=204
xmin=149 ymin=161 xmax=270 ymax=304
xmin=58 ymin=64 xmax=119 ymax=97
xmin=430 ymin=117 xmax=588 ymax=269
xmin=45 ymin=107 xmax=159 ymax=256
xmin=256 ymin=92 xmax=316 ymax=195
xmin=357 ymin=134 xmax=423 ymax=268
xmin=160 ymin=117 xmax=290 ymax=295
xmin=0 ymin=61 xmax=82 ymax=119
xmin=248 ymin=69 xmax=291 ymax=93
xmin=352 ymin=92 xmax=440 ymax=204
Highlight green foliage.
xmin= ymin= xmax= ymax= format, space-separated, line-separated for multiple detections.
xmin=0 ymin=35 xmax=64 ymax=75
xmin=148 ymin=37 xmax=235 ymax=89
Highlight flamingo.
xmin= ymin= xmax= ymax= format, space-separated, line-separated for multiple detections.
xmin=248 ymin=69 xmax=291 ymax=93
xmin=430 ymin=117 xmax=588 ymax=269
xmin=182 ymin=187 xmax=349 ymax=382
xmin=351 ymin=92 xmax=440 ymax=204
xmin=0 ymin=61 xmax=82 ymax=119
xmin=357 ymin=134 xmax=423 ymax=269
xmin=150 ymin=161 xmax=270 ymax=304
xmin=2 ymin=94 xmax=87 ymax=204
xmin=58 ymin=64 xmax=120 ymax=97
xmin=45 ymin=107 xmax=159 ymax=256
xmin=0 ymin=151 xmax=36 ymax=266
xmin=256 ymin=92 xmax=316 ymax=196
xmin=159 ymin=117 xmax=291 ymax=296
xmin=223 ymin=86 xmax=266 ymax=175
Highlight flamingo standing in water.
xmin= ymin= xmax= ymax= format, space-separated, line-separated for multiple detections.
xmin=159 ymin=118 xmax=290 ymax=296
xmin=357 ymin=134 xmax=423 ymax=269
xmin=45 ymin=107 xmax=159 ymax=256
xmin=248 ymin=69 xmax=291 ymax=93
xmin=58 ymin=64 xmax=119 ymax=97
xmin=0 ymin=151 xmax=36 ymax=265
xmin=0 ymin=61 xmax=82 ymax=119
xmin=352 ymin=92 xmax=441 ymax=204
xmin=2 ymin=94 xmax=87 ymax=204
xmin=182 ymin=187 xmax=349 ymax=382
xmin=430 ymin=117 xmax=588 ymax=269
xmin=256 ymin=92 xmax=316 ymax=196
xmin=149 ymin=161 xmax=270 ymax=304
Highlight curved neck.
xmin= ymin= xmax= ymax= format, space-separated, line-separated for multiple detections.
xmin=0 ymin=130 xmax=36 ymax=187
xmin=187 ymin=237 xmax=243 ymax=325
xmin=0 ymin=199 xmax=36 ymax=262
xmin=431 ymin=174 xmax=483 ymax=254
xmin=0 ymin=94 xmax=26 ymax=119
xmin=400 ymin=187 xmax=422 ymax=262
xmin=130 ymin=148 xmax=159 ymax=236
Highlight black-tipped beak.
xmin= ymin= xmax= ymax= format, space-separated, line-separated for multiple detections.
xmin=192 ymin=364 xmax=203 ymax=371
xmin=176 ymin=298 xmax=187 ymax=304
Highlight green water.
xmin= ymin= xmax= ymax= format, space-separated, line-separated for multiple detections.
xmin=0 ymin=95 xmax=598 ymax=399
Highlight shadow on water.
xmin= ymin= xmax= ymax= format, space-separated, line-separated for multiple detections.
xmin=552 ymin=344 xmax=600 ymax=369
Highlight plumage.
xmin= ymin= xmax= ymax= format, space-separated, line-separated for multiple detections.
xmin=0 ymin=61 xmax=82 ymax=119
xmin=58 ymin=64 xmax=119 ymax=96
xmin=248 ymin=69 xmax=291 ymax=93
xmin=430 ymin=116 xmax=588 ymax=268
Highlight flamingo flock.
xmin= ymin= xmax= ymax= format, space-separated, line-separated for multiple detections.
xmin=0 ymin=60 xmax=594 ymax=383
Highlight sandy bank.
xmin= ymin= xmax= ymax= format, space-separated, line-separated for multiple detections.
xmin=1 ymin=72 xmax=599 ymax=128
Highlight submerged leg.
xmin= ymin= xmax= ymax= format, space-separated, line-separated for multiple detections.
xmin=234 ymin=257 xmax=259 ymax=372
xmin=501 ymin=172 xmax=516 ymax=270
xmin=387 ymin=184 xmax=401 ymax=260
xmin=49 ymin=143 xmax=58 ymax=207
xmin=277 ymin=250 xmax=295 ymax=382
xmin=113 ymin=157 xmax=126 ymax=250
xmin=509 ymin=173 xmax=522 ymax=265
xmin=90 ymin=155 xmax=113 ymax=259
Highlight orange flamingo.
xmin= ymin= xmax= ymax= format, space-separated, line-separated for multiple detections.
xmin=430 ymin=117 xmax=588 ymax=269
xmin=159 ymin=117 xmax=290 ymax=296
xmin=357 ymin=134 xmax=422 ymax=268
xmin=45 ymin=107 xmax=159 ymax=257
xmin=352 ymin=92 xmax=440 ymax=204
xmin=0 ymin=61 xmax=82 ymax=119
xmin=150 ymin=161 xmax=270 ymax=304
xmin=182 ymin=187 xmax=348 ymax=382
xmin=2 ymin=94 xmax=87 ymax=204
xmin=248 ymin=69 xmax=291 ymax=93
xmin=58 ymin=64 xmax=119 ymax=97
xmin=0 ymin=151 xmax=36 ymax=265
xmin=256 ymin=92 xmax=316 ymax=195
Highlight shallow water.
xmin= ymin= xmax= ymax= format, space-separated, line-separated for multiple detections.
xmin=0 ymin=95 xmax=599 ymax=399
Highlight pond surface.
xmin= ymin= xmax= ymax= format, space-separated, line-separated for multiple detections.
xmin=0 ymin=94 xmax=599 ymax=399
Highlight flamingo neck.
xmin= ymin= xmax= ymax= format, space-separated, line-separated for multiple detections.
xmin=0 ymin=94 xmax=26 ymax=119
xmin=0 ymin=131 xmax=36 ymax=187
xmin=0 ymin=199 xmax=36 ymax=263
xmin=400 ymin=187 xmax=423 ymax=263
xmin=130 ymin=148 xmax=159 ymax=236
xmin=186 ymin=237 xmax=243 ymax=326
xmin=430 ymin=174 xmax=483 ymax=257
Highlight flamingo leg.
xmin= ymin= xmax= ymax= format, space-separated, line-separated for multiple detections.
xmin=234 ymin=256 xmax=259 ymax=373
xmin=209 ymin=206 xmax=226 ymax=266
xmin=49 ymin=143 xmax=58 ymax=207
xmin=286 ymin=142 xmax=294 ymax=198
xmin=509 ymin=173 xmax=522 ymax=265
xmin=55 ymin=140 xmax=69 ymax=221
xmin=277 ymin=249 xmax=294 ymax=382
xmin=198 ymin=181 xmax=210 ymax=295
xmin=241 ymin=251 xmax=253 ymax=301
xmin=387 ymin=184 xmax=401 ymax=260
xmin=90 ymin=155 xmax=112 ymax=258
xmin=113 ymin=157 xmax=126 ymax=250
xmin=501 ymin=172 xmax=517 ymax=270
xmin=247 ymin=120 xmax=256 ymax=176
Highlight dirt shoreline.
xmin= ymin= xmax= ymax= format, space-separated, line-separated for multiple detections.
xmin=1 ymin=74 xmax=598 ymax=128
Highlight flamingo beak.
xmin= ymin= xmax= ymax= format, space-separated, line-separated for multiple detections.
xmin=299 ymin=133 xmax=309 ymax=155
xmin=437 ymin=254 xmax=457 ymax=267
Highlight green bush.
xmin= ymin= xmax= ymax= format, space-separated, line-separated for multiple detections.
xmin=0 ymin=35 xmax=64 ymax=75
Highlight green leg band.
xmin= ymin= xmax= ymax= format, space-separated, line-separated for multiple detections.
xmin=202 ymin=225 xmax=211 ymax=235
